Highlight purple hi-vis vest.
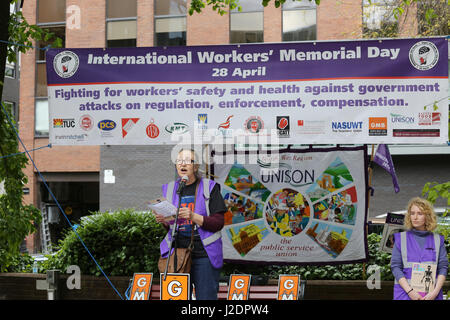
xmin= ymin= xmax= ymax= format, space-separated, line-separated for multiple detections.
xmin=393 ymin=231 xmax=443 ymax=300
xmin=159 ymin=178 xmax=223 ymax=269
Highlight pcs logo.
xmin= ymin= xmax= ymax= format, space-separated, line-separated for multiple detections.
xmin=98 ymin=120 xmax=116 ymax=131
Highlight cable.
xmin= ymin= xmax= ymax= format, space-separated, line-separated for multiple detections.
xmin=0 ymin=39 xmax=51 ymax=51
xmin=0 ymin=102 xmax=124 ymax=300
xmin=0 ymin=144 xmax=52 ymax=160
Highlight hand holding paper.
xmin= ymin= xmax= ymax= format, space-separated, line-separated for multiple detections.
xmin=147 ymin=197 xmax=177 ymax=218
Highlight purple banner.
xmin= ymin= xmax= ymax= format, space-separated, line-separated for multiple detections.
xmin=46 ymin=37 xmax=448 ymax=85
xmin=373 ymin=144 xmax=400 ymax=193
xmin=45 ymin=37 xmax=449 ymax=146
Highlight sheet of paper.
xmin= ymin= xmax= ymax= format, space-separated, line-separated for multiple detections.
xmin=147 ymin=197 xmax=177 ymax=218
xmin=410 ymin=263 xmax=437 ymax=294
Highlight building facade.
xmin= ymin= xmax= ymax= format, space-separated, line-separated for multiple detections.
xmin=18 ymin=0 xmax=448 ymax=253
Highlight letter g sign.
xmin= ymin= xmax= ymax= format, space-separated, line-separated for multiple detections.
xmin=283 ymin=279 xmax=294 ymax=290
xmin=160 ymin=274 xmax=190 ymax=300
xmin=168 ymin=280 xmax=182 ymax=297
xmin=234 ymin=279 xmax=245 ymax=289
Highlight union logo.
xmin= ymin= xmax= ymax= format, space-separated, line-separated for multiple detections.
xmin=53 ymin=51 xmax=79 ymax=78
xmin=146 ymin=119 xmax=160 ymax=139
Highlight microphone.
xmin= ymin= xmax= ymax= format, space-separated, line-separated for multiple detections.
xmin=176 ymin=175 xmax=189 ymax=194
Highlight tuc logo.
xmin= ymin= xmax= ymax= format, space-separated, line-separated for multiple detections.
xmin=160 ymin=274 xmax=190 ymax=300
xmin=227 ymin=274 xmax=251 ymax=300
xmin=53 ymin=118 xmax=75 ymax=128
xmin=277 ymin=275 xmax=301 ymax=300
xmin=130 ymin=273 xmax=153 ymax=300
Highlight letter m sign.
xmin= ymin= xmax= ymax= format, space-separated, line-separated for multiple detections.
xmin=130 ymin=273 xmax=153 ymax=300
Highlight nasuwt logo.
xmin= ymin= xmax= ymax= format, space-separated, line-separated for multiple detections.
xmin=53 ymin=51 xmax=79 ymax=78
xmin=331 ymin=121 xmax=363 ymax=132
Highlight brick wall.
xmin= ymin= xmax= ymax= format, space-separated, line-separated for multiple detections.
xmin=187 ymin=0 xmax=229 ymax=46
xmin=137 ymin=0 xmax=154 ymax=47
xmin=397 ymin=2 xmax=418 ymax=37
xmin=317 ymin=0 xmax=362 ymax=40
xmin=20 ymin=0 xmax=102 ymax=204
xmin=66 ymin=0 xmax=106 ymax=48
xmin=19 ymin=1 xmax=37 ymax=207
xmin=1 ymin=273 xmax=449 ymax=300
xmin=264 ymin=2 xmax=282 ymax=43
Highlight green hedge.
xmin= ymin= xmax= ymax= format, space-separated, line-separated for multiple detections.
xmin=2 ymin=252 xmax=34 ymax=273
xmin=42 ymin=210 xmax=393 ymax=279
xmin=43 ymin=209 xmax=166 ymax=276
xmin=222 ymin=233 xmax=395 ymax=281
xmin=17 ymin=209 xmax=444 ymax=281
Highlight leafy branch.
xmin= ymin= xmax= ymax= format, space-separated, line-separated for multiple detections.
xmin=189 ymin=0 xmax=321 ymax=15
xmin=0 ymin=0 xmax=62 ymax=271
xmin=7 ymin=10 xmax=62 ymax=63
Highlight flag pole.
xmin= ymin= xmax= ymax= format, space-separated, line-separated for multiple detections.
xmin=364 ymin=144 xmax=377 ymax=280
xmin=205 ymin=144 xmax=209 ymax=178
xmin=367 ymin=144 xmax=376 ymax=209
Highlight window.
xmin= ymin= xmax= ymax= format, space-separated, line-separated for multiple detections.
xmin=106 ymin=0 xmax=137 ymax=47
xmin=363 ymin=0 xmax=398 ymax=37
xmin=2 ymin=101 xmax=17 ymax=125
xmin=5 ymin=61 xmax=15 ymax=78
xmin=36 ymin=0 xmax=66 ymax=137
xmin=35 ymin=99 xmax=49 ymax=137
xmin=230 ymin=0 xmax=263 ymax=44
xmin=38 ymin=0 xmax=66 ymax=23
xmin=154 ymin=0 xmax=187 ymax=47
xmin=282 ymin=1 xmax=316 ymax=41
xmin=36 ymin=63 xmax=48 ymax=97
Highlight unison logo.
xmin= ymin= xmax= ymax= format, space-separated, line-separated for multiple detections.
xmin=390 ymin=113 xmax=414 ymax=124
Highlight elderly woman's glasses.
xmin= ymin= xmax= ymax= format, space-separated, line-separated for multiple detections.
xmin=176 ymin=159 xmax=195 ymax=165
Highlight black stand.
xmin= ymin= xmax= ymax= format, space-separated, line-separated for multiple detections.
xmin=163 ymin=186 xmax=183 ymax=281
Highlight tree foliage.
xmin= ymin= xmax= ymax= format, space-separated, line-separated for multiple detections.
xmin=189 ymin=0 xmax=321 ymax=15
xmin=0 ymin=0 xmax=60 ymax=271
xmin=7 ymin=10 xmax=62 ymax=64
xmin=363 ymin=0 xmax=449 ymax=38
xmin=416 ymin=0 xmax=449 ymax=36
xmin=0 ymin=101 xmax=41 ymax=271
xmin=190 ymin=0 xmax=448 ymax=38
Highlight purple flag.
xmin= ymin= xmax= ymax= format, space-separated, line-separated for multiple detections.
xmin=373 ymin=144 xmax=400 ymax=193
